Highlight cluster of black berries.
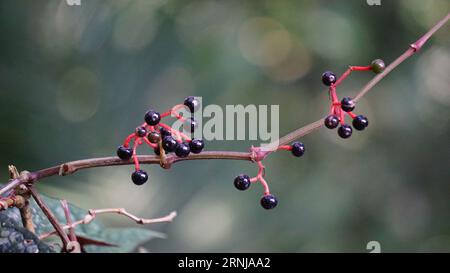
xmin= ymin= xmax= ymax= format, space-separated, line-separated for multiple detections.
xmin=323 ymin=96 xmax=369 ymax=139
xmin=116 ymin=96 xmax=205 ymax=186
xmin=232 ymin=141 xmax=305 ymax=210
xmin=321 ymin=59 xmax=385 ymax=139
xmin=234 ymin=173 xmax=279 ymax=210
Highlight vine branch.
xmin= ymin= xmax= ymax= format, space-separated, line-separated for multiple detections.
xmin=1 ymin=12 xmax=448 ymax=199
xmin=39 ymin=209 xmax=177 ymax=240
xmin=28 ymin=187 xmax=73 ymax=251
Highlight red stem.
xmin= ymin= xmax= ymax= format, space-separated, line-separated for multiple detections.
xmin=123 ymin=133 xmax=136 ymax=148
xmin=132 ymin=139 xmax=141 ymax=170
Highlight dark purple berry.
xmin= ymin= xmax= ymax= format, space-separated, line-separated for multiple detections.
xmin=162 ymin=136 xmax=178 ymax=152
xmin=291 ymin=142 xmax=305 ymax=157
xmin=189 ymin=139 xmax=204 ymax=154
xmin=147 ymin=131 xmax=161 ymax=144
xmin=175 ymin=142 xmax=190 ymax=157
xmin=135 ymin=126 xmax=147 ymax=137
xmin=371 ymin=59 xmax=385 ymax=74
xmin=260 ymin=194 xmax=278 ymax=210
xmin=352 ymin=115 xmax=369 ymax=131
xmin=322 ymin=71 xmax=336 ymax=86
xmin=234 ymin=174 xmax=251 ymax=191
xmin=117 ymin=146 xmax=133 ymax=160
xmin=185 ymin=117 xmax=198 ymax=133
xmin=324 ymin=115 xmax=340 ymax=129
xmin=341 ymin=97 xmax=355 ymax=112
xmin=159 ymin=127 xmax=171 ymax=137
xmin=131 ymin=170 xmax=148 ymax=185
xmin=184 ymin=96 xmax=200 ymax=113
xmin=338 ymin=124 xmax=353 ymax=139
xmin=144 ymin=110 xmax=161 ymax=126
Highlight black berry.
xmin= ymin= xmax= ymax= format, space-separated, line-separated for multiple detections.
xmin=322 ymin=71 xmax=337 ymax=86
xmin=147 ymin=131 xmax=161 ymax=144
xmin=185 ymin=117 xmax=198 ymax=133
xmin=341 ymin=97 xmax=355 ymax=112
xmin=184 ymin=96 xmax=200 ymax=113
xmin=144 ymin=110 xmax=161 ymax=126
xmin=189 ymin=139 xmax=204 ymax=154
xmin=371 ymin=59 xmax=385 ymax=74
xmin=175 ymin=142 xmax=190 ymax=157
xmin=338 ymin=124 xmax=353 ymax=139
xmin=291 ymin=142 xmax=305 ymax=157
xmin=260 ymin=194 xmax=278 ymax=210
xmin=324 ymin=115 xmax=340 ymax=129
xmin=117 ymin=146 xmax=133 ymax=160
xmin=159 ymin=127 xmax=171 ymax=137
xmin=234 ymin=174 xmax=251 ymax=191
xmin=135 ymin=126 xmax=147 ymax=137
xmin=162 ymin=136 xmax=178 ymax=152
xmin=352 ymin=115 xmax=369 ymax=131
xmin=131 ymin=170 xmax=148 ymax=185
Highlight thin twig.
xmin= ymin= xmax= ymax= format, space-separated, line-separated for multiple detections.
xmin=0 ymin=195 xmax=26 ymax=210
xmin=0 ymin=152 xmax=252 ymax=196
xmin=39 ymin=209 xmax=177 ymax=240
xmin=354 ymin=12 xmax=450 ymax=102
xmin=61 ymin=200 xmax=77 ymax=242
xmin=0 ymin=13 xmax=448 ymax=196
xmin=29 ymin=187 xmax=72 ymax=251
xmin=7 ymin=166 xmax=35 ymax=233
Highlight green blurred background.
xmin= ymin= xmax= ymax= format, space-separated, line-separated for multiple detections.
xmin=0 ymin=0 xmax=449 ymax=252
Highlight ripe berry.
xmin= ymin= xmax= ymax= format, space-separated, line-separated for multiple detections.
xmin=260 ymin=194 xmax=278 ymax=210
xmin=135 ymin=126 xmax=147 ymax=137
xmin=147 ymin=131 xmax=161 ymax=144
xmin=291 ymin=142 xmax=305 ymax=157
xmin=352 ymin=115 xmax=369 ymax=131
xmin=322 ymin=71 xmax=336 ymax=86
xmin=338 ymin=124 xmax=353 ymax=139
xmin=324 ymin=115 xmax=340 ymax=129
xmin=234 ymin=174 xmax=251 ymax=191
xmin=131 ymin=170 xmax=148 ymax=185
xmin=189 ymin=139 xmax=204 ymax=154
xmin=159 ymin=127 xmax=171 ymax=137
xmin=371 ymin=59 xmax=385 ymax=74
xmin=117 ymin=146 xmax=133 ymax=160
xmin=184 ymin=96 xmax=200 ymax=113
xmin=340 ymin=97 xmax=355 ymax=112
xmin=175 ymin=142 xmax=190 ymax=157
xmin=162 ymin=136 xmax=178 ymax=152
xmin=185 ymin=117 xmax=198 ymax=133
xmin=144 ymin=110 xmax=161 ymax=126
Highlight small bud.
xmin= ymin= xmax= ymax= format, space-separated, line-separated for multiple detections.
xmin=371 ymin=59 xmax=385 ymax=74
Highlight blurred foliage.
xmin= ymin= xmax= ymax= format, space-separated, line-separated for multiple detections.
xmin=1 ymin=189 xmax=164 ymax=252
xmin=0 ymin=0 xmax=449 ymax=252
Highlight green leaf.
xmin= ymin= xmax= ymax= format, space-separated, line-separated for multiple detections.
xmin=0 ymin=213 xmax=55 ymax=253
xmin=1 ymin=192 xmax=165 ymax=253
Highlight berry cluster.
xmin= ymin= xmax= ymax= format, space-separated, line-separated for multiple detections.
xmin=322 ymin=59 xmax=385 ymax=138
xmin=116 ymin=60 xmax=383 ymax=209
xmin=234 ymin=141 xmax=306 ymax=210
xmin=117 ymin=96 xmax=205 ymax=185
